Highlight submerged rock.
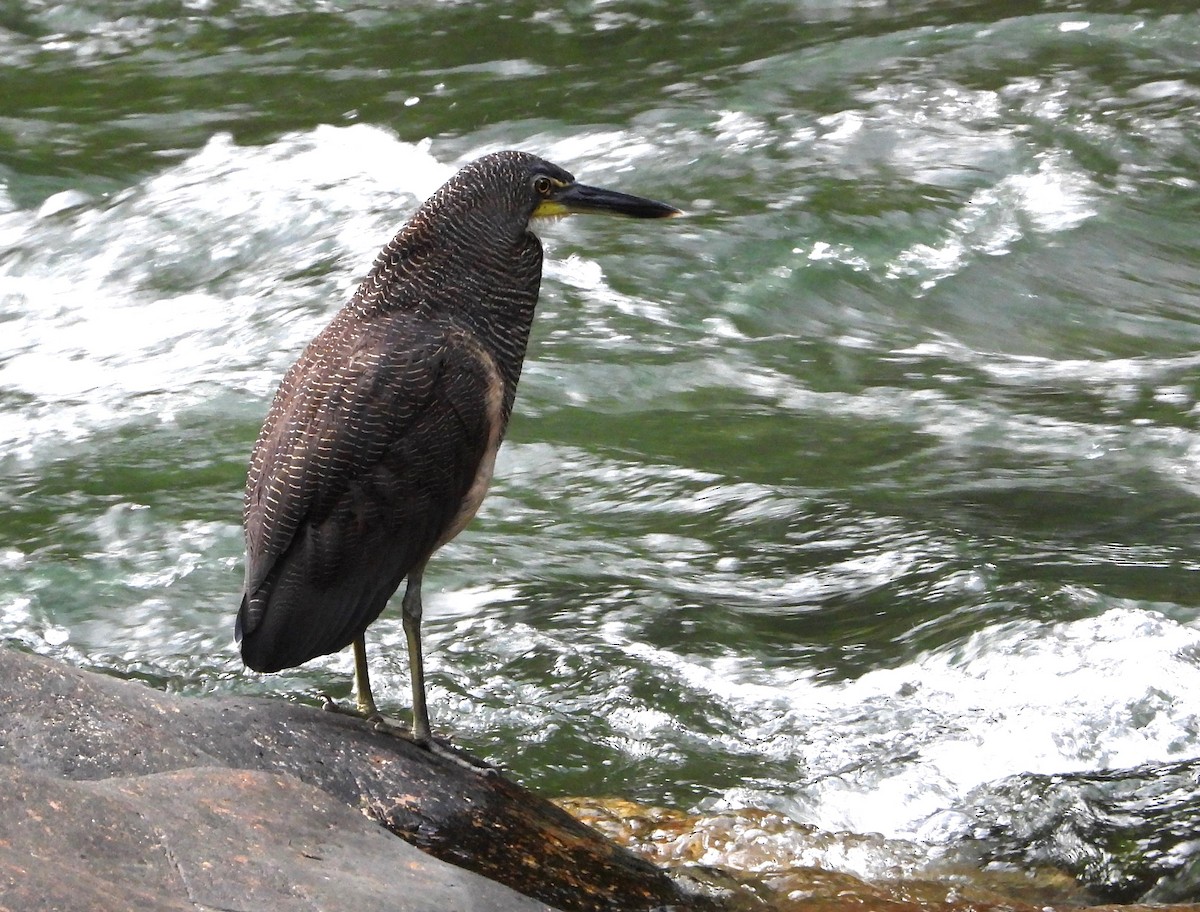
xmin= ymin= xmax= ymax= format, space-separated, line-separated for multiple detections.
xmin=957 ymin=760 xmax=1200 ymax=903
xmin=556 ymin=798 xmax=1200 ymax=912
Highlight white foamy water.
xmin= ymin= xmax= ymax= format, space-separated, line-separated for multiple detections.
xmin=678 ymin=602 xmax=1200 ymax=843
xmin=0 ymin=126 xmax=449 ymax=463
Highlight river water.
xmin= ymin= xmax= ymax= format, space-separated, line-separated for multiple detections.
xmin=2 ymin=0 xmax=1199 ymax=904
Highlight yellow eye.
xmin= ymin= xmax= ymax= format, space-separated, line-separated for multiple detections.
xmin=534 ymin=176 xmax=553 ymax=196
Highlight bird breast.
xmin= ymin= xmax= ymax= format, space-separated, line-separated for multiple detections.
xmin=435 ymin=332 xmax=507 ymax=549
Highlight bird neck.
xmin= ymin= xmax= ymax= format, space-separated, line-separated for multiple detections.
xmin=353 ymin=220 xmax=544 ymax=415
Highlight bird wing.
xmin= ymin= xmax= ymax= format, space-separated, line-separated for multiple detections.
xmin=239 ymin=309 xmax=496 ymax=641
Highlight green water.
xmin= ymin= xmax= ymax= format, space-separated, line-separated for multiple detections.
xmin=2 ymin=0 xmax=1200 ymax=901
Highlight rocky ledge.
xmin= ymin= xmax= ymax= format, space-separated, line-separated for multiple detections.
xmin=0 ymin=648 xmax=711 ymax=912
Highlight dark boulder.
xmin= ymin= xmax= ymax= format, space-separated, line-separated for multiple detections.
xmin=0 ymin=648 xmax=714 ymax=912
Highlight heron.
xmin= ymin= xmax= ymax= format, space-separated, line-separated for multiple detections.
xmin=236 ymin=150 xmax=680 ymax=757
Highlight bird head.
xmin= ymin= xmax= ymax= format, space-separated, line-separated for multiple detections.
xmin=524 ymin=158 xmax=683 ymax=223
xmin=430 ymin=151 xmax=682 ymax=246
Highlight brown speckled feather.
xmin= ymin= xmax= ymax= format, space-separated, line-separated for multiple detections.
xmin=237 ymin=151 xmax=548 ymax=673
xmin=238 ymin=316 xmax=495 ymax=669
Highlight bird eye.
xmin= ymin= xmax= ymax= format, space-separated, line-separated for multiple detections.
xmin=534 ymin=176 xmax=553 ymax=196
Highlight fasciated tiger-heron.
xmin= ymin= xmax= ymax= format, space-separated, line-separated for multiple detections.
xmin=236 ymin=150 xmax=680 ymax=756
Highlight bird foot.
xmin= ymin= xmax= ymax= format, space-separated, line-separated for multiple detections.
xmin=320 ymin=692 xmax=387 ymax=722
xmin=319 ymin=693 xmax=497 ymax=775
xmin=410 ymin=731 xmax=499 ymax=776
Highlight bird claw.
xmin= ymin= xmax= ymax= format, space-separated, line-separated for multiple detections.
xmin=367 ymin=712 xmax=411 ymax=737
xmin=319 ymin=693 xmax=496 ymax=775
xmin=319 ymin=692 xmax=362 ymax=717
xmin=379 ymin=719 xmax=498 ymax=775
xmin=422 ymin=735 xmax=500 ymax=776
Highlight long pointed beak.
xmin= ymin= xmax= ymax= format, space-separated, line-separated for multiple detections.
xmin=535 ymin=182 xmax=683 ymax=220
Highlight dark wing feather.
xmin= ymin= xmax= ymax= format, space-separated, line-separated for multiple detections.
xmin=237 ymin=308 xmax=496 ymax=671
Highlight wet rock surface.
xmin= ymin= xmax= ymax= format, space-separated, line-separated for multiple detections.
xmin=1 ymin=764 xmax=553 ymax=912
xmin=0 ymin=648 xmax=706 ymax=912
xmin=558 ymin=798 xmax=1200 ymax=912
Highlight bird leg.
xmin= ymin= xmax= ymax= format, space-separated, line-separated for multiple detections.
xmin=321 ymin=574 xmax=493 ymax=774
xmin=321 ymin=635 xmax=409 ymax=733
xmin=323 ymin=594 xmax=429 ymax=741
xmin=401 ymin=568 xmax=431 ymax=744
xmin=353 ymin=633 xmax=379 ymax=717
xmin=401 ymin=570 xmax=496 ymax=774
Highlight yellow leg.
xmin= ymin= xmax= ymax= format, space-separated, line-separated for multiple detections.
xmin=323 ymin=578 xmax=493 ymax=774
xmin=401 ymin=568 xmax=431 ymax=744
xmin=352 ymin=634 xmax=378 ymax=718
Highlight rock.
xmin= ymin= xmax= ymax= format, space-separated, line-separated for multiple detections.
xmin=0 ymin=764 xmax=553 ymax=912
xmin=555 ymin=798 xmax=1200 ymax=912
xmin=955 ymin=760 xmax=1200 ymax=903
xmin=0 ymin=648 xmax=715 ymax=912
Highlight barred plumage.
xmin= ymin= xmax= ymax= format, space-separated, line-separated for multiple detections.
xmin=236 ymin=150 xmax=680 ymax=752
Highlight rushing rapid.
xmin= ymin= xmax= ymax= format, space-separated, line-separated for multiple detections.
xmin=2 ymin=0 xmax=1198 ymax=903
